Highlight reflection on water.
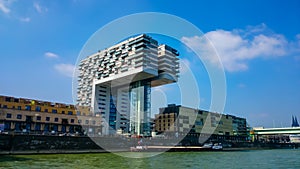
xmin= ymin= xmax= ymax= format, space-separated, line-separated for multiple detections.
xmin=1 ymin=149 xmax=300 ymax=169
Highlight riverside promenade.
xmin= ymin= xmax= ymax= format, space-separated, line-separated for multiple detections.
xmin=1 ymin=134 xmax=299 ymax=155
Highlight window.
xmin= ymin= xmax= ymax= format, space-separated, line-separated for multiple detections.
xmin=14 ymin=98 xmax=19 ymax=102
xmin=68 ymin=111 xmax=73 ymax=115
xmin=53 ymin=125 xmax=58 ymax=131
xmin=44 ymin=109 xmax=48 ymax=112
xmin=6 ymin=113 xmax=12 ymax=118
xmin=44 ymin=124 xmax=49 ymax=131
xmin=36 ymin=116 xmax=41 ymax=121
xmin=26 ymin=116 xmax=32 ymax=122
xmin=3 ymin=105 xmax=7 ymax=109
xmin=17 ymin=106 xmax=21 ymax=110
xmin=4 ymin=122 xmax=11 ymax=130
xmin=35 ymin=106 xmax=41 ymax=112
xmin=46 ymin=117 xmax=50 ymax=121
xmin=70 ymin=119 xmax=75 ymax=123
xmin=35 ymin=124 xmax=41 ymax=131
xmin=85 ymin=120 xmax=89 ymax=125
xmin=54 ymin=118 xmax=59 ymax=122
xmin=25 ymin=105 xmax=31 ymax=111
xmin=5 ymin=97 xmax=11 ymax=102
xmin=62 ymin=119 xmax=68 ymax=125
xmin=62 ymin=111 xmax=65 ymax=114
xmin=100 ymin=86 xmax=107 ymax=89
xmin=76 ymin=111 xmax=81 ymax=115
xmin=17 ymin=114 xmax=22 ymax=119
xmin=52 ymin=109 xmax=57 ymax=113
xmin=92 ymin=120 xmax=96 ymax=125
xmin=69 ymin=126 xmax=74 ymax=133
xmin=78 ymin=119 xmax=82 ymax=124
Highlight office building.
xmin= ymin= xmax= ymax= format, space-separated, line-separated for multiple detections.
xmin=154 ymin=104 xmax=248 ymax=140
xmin=77 ymin=34 xmax=179 ymax=136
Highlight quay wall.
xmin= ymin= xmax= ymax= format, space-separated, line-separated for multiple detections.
xmin=0 ymin=134 xmax=104 ymax=154
xmin=0 ymin=134 xmax=299 ymax=154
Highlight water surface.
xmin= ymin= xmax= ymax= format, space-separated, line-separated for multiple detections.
xmin=1 ymin=149 xmax=300 ymax=169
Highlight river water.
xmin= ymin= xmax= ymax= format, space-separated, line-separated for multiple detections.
xmin=1 ymin=149 xmax=300 ymax=169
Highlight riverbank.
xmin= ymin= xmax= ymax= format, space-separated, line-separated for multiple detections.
xmin=1 ymin=134 xmax=299 ymax=155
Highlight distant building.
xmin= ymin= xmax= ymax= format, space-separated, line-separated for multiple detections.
xmin=154 ymin=104 xmax=248 ymax=141
xmin=250 ymin=116 xmax=300 ymax=143
xmin=251 ymin=126 xmax=300 ymax=143
xmin=0 ymin=95 xmax=101 ymax=135
xmin=292 ymin=115 xmax=299 ymax=127
xmin=77 ymin=34 xmax=179 ymax=136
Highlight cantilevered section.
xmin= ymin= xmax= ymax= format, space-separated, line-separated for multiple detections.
xmin=77 ymin=34 xmax=179 ymax=136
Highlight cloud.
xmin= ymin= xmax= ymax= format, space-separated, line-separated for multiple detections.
xmin=33 ymin=2 xmax=47 ymax=13
xmin=0 ymin=0 xmax=11 ymax=14
xmin=54 ymin=64 xmax=76 ymax=78
xmin=44 ymin=52 xmax=59 ymax=59
xmin=181 ymin=24 xmax=298 ymax=72
xmin=180 ymin=58 xmax=191 ymax=74
xmin=19 ymin=17 xmax=31 ymax=22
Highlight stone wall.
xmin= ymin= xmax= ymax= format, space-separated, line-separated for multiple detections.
xmin=0 ymin=134 xmax=103 ymax=153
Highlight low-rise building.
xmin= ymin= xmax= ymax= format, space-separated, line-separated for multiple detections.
xmin=0 ymin=95 xmax=102 ymax=135
xmin=154 ymin=104 xmax=248 ymax=141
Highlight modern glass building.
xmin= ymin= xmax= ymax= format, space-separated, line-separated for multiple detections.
xmin=77 ymin=34 xmax=179 ymax=136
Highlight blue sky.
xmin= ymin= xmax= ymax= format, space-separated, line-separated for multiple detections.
xmin=0 ymin=0 xmax=299 ymax=127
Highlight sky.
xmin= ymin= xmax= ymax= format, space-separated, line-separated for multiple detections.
xmin=0 ymin=0 xmax=299 ymax=128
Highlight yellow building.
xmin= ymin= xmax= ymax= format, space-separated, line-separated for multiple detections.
xmin=0 ymin=95 xmax=102 ymax=135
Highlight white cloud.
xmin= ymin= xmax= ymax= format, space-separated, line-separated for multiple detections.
xmin=0 ymin=0 xmax=11 ymax=14
xmin=33 ymin=2 xmax=47 ymax=13
xmin=181 ymin=24 xmax=297 ymax=72
xmin=180 ymin=58 xmax=191 ymax=74
xmin=54 ymin=64 xmax=76 ymax=78
xmin=19 ymin=17 xmax=31 ymax=22
xmin=44 ymin=52 xmax=59 ymax=59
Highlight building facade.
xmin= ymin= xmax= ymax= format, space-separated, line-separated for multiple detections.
xmin=0 ymin=95 xmax=102 ymax=135
xmin=77 ymin=34 xmax=179 ymax=136
xmin=154 ymin=104 xmax=247 ymax=139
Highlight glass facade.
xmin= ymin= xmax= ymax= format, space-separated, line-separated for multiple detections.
xmin=129 ymin=80 xmax=151 ymax=136
xmin=109 ymin=95 xmax=117 ymax=132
